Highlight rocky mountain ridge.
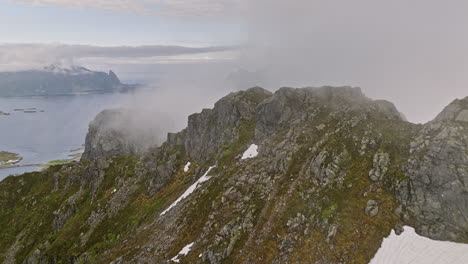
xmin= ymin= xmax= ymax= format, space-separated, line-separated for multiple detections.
xmin=0 ymin=86 xmax=467 ymax=264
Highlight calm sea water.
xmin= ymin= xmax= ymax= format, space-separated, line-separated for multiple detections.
xmin=0 ymin=93 xmax=129 ymax=181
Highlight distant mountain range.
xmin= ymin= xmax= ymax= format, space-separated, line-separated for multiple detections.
xmin=0 ymin=65 xmax=138 ymax=97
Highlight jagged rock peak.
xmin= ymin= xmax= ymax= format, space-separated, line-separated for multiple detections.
xmin=109 ymin=70 xmax=121 ymax=85
xmin=433 ymin=96 xmax=468 ymax=123
xmin=184 ymin=87 xmax=272 ymax=161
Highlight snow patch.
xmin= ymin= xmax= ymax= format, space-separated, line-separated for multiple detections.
xmin=241 ymin=144 xmax=258 ymax=160
xmin=160 ymin=166 xmax=215 ymax=216
xmin=370 ymin=226 xmax=468 ymax=264
xmin=170 ymin=242 xmax=194 ymax=263
xmin=184 ymin=162 xmax=191 ymax=172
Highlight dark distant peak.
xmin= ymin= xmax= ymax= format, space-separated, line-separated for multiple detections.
xmin=108 ymin=70 xmax=121 ymax=85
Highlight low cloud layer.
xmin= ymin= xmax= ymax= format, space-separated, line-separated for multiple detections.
xmin=0 ymin=43 xmax=237 ymax=72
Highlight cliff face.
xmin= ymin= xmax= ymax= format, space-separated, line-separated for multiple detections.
xmin=397 ymin=97 xmax=468 ymax=242
xmin=82 ymin=109 xmax=142 ymax=161
xmin=0 ymin=87 xmax=467 ymax=264
xmin=184 ymin=87 xmax=272 ymax=161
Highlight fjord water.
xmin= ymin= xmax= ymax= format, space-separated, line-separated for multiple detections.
xmin=0 ymin=93 xmax=128 ymax=181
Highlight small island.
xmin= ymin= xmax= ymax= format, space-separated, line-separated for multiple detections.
xmin=0 ymin=149 xmax=83 ymax=171
xmin=0 ymin=151 xmax=23 ymax=168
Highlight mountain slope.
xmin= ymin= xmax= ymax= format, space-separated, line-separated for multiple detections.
xmin=0 ymin=86 xmax=467 ymax=264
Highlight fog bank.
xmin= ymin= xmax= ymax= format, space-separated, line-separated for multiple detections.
xmin=237 ymin=0 xmax=468 ymax=123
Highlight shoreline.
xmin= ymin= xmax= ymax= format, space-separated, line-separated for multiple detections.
xmin=0 ymin=158 xmax=81 ymax=170
xmin=0 ymin=150 xmax=82 ymax=170
xmin=0 ymin=163 xmax=44 ymax=170
xmin=0 ymin=86 xmax=141 ymax=99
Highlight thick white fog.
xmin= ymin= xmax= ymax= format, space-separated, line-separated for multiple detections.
xmin=238 ymin=0 xmax=468 ymax=123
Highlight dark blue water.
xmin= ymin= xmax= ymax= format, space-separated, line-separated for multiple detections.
xmin=0 ymin=93 xmax=129 ymax=181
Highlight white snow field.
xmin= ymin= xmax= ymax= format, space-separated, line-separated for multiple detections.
xmin=170 ymin=242 xmax=194 ymax=262
xmin=370 ymin=226 xmax=468 ymax=264
xmin=241 ymin=144 xmax=258 ymax=159
xmin=160 ymin=166 xmax=215 ymax=216
xmin=184 ymin=161 xmax=191 ymax=172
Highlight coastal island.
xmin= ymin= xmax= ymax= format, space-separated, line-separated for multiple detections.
xmin=0 ymin=151 xmax=22 ymax=168
xmin=0 ymin=65 xmax=139 ymax=97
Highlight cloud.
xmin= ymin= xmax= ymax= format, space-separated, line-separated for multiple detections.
xmin=0 ymin=43 xmax=237 ymax=71
xmin=237 ymin=0 xmax=468 ymax=123
xmin=7 ymin=0 xmax=242 ymax=18
xmin=5 ymin=0 xmax=468 ymax=125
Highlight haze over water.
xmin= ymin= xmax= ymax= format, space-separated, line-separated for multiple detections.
xmin=0 ymin=93 xmax=130 ymax=180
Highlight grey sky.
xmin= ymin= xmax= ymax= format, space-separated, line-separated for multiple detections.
xmin=238 ymin=0 xmax=468 ymax=123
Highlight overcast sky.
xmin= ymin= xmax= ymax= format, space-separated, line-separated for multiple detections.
xmin=1 ymin=0 xmax=242 ymax=46
xmin=1 ymin=0 xmax=468 ymax=123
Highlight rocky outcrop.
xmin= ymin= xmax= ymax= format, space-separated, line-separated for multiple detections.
xmin=184 ymin=87 xmax=272 ymax=161
xmin=397 ymin=97 xmax=468 ymax=242
xmin=81 ymin=109 xmax=164 ymax=161
xmin=81 ymin=109 xmax=141 ymax=160
xmin=433 ymin=97 xmax=468 ymax=123
xmin=365 ymin=200 xmax=379 ymax=217
xmin=256 ymin=86 xmax=404 ymax=138
xmin=368 ymin=152 xmax=390 ymax=183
